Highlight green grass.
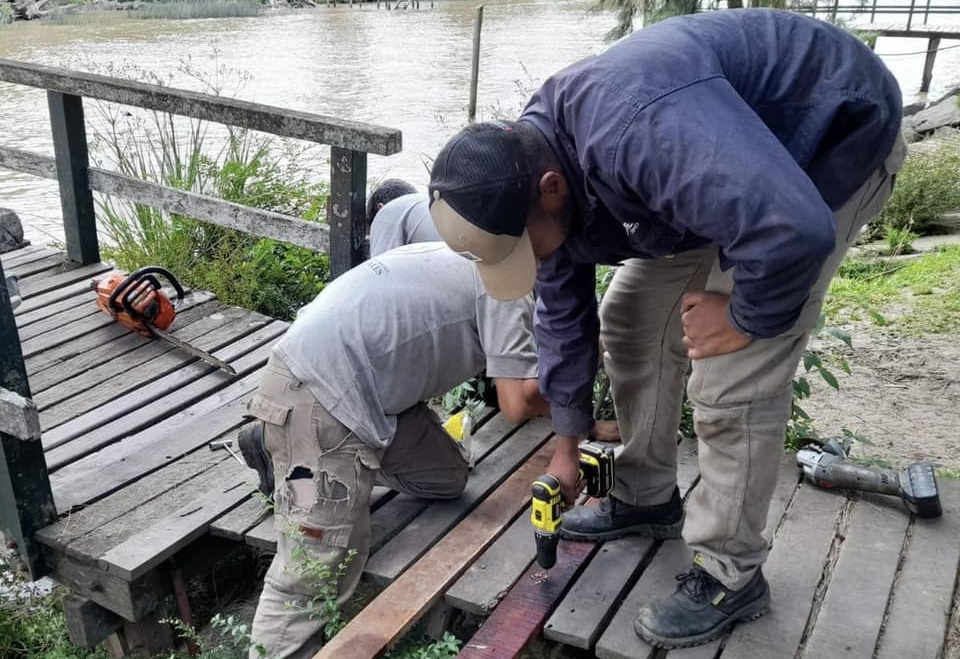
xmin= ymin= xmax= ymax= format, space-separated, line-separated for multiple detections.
xmin=825 ymin=245 xmax=960 ymax=335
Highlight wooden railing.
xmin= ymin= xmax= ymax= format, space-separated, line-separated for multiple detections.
xmin=0 ymin=58 xmax=402 ymax=577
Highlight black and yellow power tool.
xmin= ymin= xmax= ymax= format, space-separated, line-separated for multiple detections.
xmin=531 ymin=442 xmax=616 ymax=569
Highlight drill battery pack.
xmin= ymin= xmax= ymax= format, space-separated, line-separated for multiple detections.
xmin=579 ymin=441 xmax=615 ymax=498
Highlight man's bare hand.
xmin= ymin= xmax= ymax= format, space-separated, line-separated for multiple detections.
xmin=589 ymin=419 xmax=621 ymax=443
xmin=680 ymin=292 xmax=752 ymax=360
xmin=548 ymin=435 xmax=585 ymax=504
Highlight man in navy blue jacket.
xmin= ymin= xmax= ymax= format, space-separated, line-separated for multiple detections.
xmin=427 ymin=9 xmax=905 ymax=648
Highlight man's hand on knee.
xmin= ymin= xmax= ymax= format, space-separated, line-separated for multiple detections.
xmin=680 ymin=292 xmax=752 ymax=360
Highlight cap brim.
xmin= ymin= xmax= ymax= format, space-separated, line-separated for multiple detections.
xmin=475 ymin=230 xmax=536 ymax=301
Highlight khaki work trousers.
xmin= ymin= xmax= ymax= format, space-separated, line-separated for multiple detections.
xmin=599 ymin=137 xmax=906 ymax=590
xmin=246 ymin=355 xmax=469 ymax=659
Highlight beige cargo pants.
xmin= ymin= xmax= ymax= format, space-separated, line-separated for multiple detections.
xmin=599 ymin=137 xmax=906 ymax=590
xmin=246 ymin=355 xmax=469 ymax=659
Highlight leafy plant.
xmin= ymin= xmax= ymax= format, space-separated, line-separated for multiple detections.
xmin=439 ymin=376 xmax=488 ymax=417
xmin=785 ymin=313 xmax=853 ymax=450
xmin=868 ymin=143 xmax=960 ymax=240
xmin=164 ymin=614 xmax=267 ymax=659
xmin=882 ymin=222 xmax=918 ymax=256
xmin=288 ymin=535 xmax=358 ymax=642
xmin=383 ymin=631 xmax=462 ymax=659
xmin=87 ymin=55 xmax=329 ymax=321
xmin=0 ymin=557 xmax=108 ymax=659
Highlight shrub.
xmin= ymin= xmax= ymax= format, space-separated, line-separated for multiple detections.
xmin=867 ymin=143 xmax=960 ymax=240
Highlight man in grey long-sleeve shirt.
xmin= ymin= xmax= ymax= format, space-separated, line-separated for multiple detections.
xmin=426 ymin=9 xmax=905 ymax=649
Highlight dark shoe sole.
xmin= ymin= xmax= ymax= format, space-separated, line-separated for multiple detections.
xmin=558 ymin=514 xmax=685 ymax=543
xmin=237 ymin=421 xmax=274 ymax=498
xmin=634 ymin=591 xmax=771 ymax=649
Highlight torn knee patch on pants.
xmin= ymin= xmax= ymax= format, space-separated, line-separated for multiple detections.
xmin=285 ymin=465 xmax=351 ymax=512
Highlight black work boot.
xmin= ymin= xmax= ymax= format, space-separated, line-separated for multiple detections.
xmin=558 ymin=488 xmax=684 ymax=542
xmin=237 ymin=421 xmax=274 ymax=498
xmin=634 ymin=563 xmax=771 ymax=648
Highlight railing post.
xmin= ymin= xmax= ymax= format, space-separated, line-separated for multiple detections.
xmin=48 ymin=91 xmax=100 ymax=265
xmin=328 ymin=147 xmax=368 ymax=278
xmin=0 ymin=259 xmax=56 ymax=580
xmin=906 ymin=0 xmax=916 ymax=29
xmin=920 ymin=37 xmax=941 ymax=93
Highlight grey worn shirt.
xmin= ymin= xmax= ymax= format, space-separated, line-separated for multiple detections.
xmin=274 ymin=243 xmax=538 ymax=449
xmin=369 ymin=193 xmax=442 ymax=257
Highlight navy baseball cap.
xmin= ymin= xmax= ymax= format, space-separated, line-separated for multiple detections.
xmin=428 ymin=121 xmax=537 ymax=301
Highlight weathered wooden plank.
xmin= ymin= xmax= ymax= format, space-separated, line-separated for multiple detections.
xmin=876 ymin=479 xmax=960 ymax=659
xmin=44 ymin=549 xmax=169 ymax=621
xmin=48 ymin=91 xmax=100 ymax=264
xmin=595 ymin=539 xmax=693 ymax=659
xmin=37 ymin=451 xmax=231 ymax=552
xmin=17 ymin=302 xmax=102 ymax=342
xmin=88 ymin=168 xmax=330 ymax=252
xmin=209 ymin=496 xmax=269 ymax=541
xmin=62 ymin=594 xmax=124 ymax=647
xmin=244 ymin=514 xmax=276 ymax=551
xmin=28 ymin=294 xmax=219 ymax=394
xmin=39 ymin=308 xmax=270 ymax=432
xmin=802 ymin=495 xmax=910 ymax=659
xmin=459 ymin=541 xmax=598 ymax=658
xmin=0 ymin=61 xmax=402 ymax=155
xmin=445 ymin=509 xmax=537 ymax=616
xmin=18 ymin=261 xmax=112 ymax=299
xmin=314 ymin=445 xmax=553 ymax=659
xmin=26 ymin=323 xmax=130 ymax=376
xmin=0 ymin=387 xmax=41 ymax=441
xmin=540 ymin=436 xmax=702 ymax=650
xmin=97 ymin=466 xmax=252 ymax=580
xmin=43 ymin=324 xmax=281 ymax=467
xmin=364 ymin=418 xmax=553 ymax=586
xmin=328 ymin=147 xmax=367 ymax=277
xmin=6 ymin=253 xmax=72 ymax=279
xmin=718 ymin=483 xmax=847 ymax=658
xmin=545 ymin=535 xmax=656 ymax=651
xmin=15 ymin=288 xmax=90 ymax=330
xmin=16 ymin=277 xmax=98 ymax=316
xmin=0 ymin=257 xmax=56 ymax=579
xmin=20 ymin=306 xmax=118 ymax=358
xmin=49 ymin=382 xmax=258 ymax=510
xmin=0 ymin=244 xmax=51 ymax=267
xmin=33 ymin=301 xmax=239 ymax=410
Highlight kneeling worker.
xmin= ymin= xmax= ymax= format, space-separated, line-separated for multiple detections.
xmin=239 ymin=242 xmax=614 ymax=658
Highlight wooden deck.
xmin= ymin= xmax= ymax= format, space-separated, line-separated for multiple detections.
xmin=4 ymin=243 xmax=960 ymax=658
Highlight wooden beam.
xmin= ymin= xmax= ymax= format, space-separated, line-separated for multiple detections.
xmin=328 ymin=147 xmax=368 ymax=277
xmin=920 ymin=36 xmax=941 ymax=93
xmin=87 ymin=168 xmax=330 ymax=252
xmin=458 ymin=541 xmax=598 ymax=658
xmin=0 ymin=148 xmax=330 ymax=252
xmin=313 ymin=444 xmax=553 ymax=659
xmin=0 ymin=388 xmax=40 ymax=441
xmin=48 ymin=92 xmax=100 ymax=265
xmin=0 ymin=258 xmax=56 ymax=580
xmin=62 ymin=595 xmax=125 ymax=648
xmin=0 ymin=58 xmax=401 ymax=155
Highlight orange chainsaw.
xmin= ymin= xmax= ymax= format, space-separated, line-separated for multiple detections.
xmin=91 ymin=266 xmax=236 ymax=375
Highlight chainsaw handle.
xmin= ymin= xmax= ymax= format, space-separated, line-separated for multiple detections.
xmin=107 ymin=266 xmax=185 ymax=313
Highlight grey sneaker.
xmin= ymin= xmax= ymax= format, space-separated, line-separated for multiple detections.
xmin=237 ymin=421 xmax=274 ymax=497
xmin=634 ymin=564 xmax=771 ymax=648
xmin=559 ymin=488 xmax=685 ymax=542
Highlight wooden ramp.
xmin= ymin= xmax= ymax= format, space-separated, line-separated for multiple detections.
xmin=5 ymin=244 xmax=959 ymax=658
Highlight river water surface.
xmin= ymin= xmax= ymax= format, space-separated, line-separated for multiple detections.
xmin=0 ymin=0 xmax=958 ymax=246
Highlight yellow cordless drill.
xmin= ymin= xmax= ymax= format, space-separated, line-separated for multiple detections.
xmin=531 ymin=442 xmax=616 ymax=569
